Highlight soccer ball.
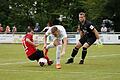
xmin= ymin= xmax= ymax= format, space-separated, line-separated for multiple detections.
xmin=38 ymin=58 xmax=48 ymax=67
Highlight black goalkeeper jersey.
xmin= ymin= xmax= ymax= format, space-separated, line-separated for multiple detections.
xmin=78 ymin=20 xmax=95 ymax=37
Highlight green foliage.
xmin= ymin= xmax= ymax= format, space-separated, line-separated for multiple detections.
xmin=0 ymin=0 xmax=120 ymax=32
xmin=83 ymin=0 xmax=107 ymax=30
xmin=103 ymin=0 xmax=120 ymax=32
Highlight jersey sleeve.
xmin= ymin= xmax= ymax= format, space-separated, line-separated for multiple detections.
xmin=63 ymin=30 xmax=67 ymax=38
xmin=89 ymin=25 xmax=94 ymax=30
xmin=61 ymin=26 xmax=67 ymax=38
xmin=88 ymin=21 xmax=95 ymax=31
xmin=45 ymin=27 xmax=51 ymax=36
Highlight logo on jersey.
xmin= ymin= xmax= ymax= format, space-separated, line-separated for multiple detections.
xmin=90 ymin=25 xmax=94 ymax=30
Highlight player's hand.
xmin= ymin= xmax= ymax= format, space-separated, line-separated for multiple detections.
xmin=60 ymin=51 xmax=65 ymax=57
xmin=96 ymin=39 xmax=103 ymax=46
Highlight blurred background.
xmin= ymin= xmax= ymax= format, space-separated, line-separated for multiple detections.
xmin=0 ymin=0 xmax=120 ymax=32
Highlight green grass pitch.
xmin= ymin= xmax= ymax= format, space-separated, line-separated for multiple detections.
xmin=0 ymin=44 xmax=120 ymax=80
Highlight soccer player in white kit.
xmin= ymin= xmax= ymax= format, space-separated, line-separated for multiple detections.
xmin=43 ymin=25 xmax=68 ymax=69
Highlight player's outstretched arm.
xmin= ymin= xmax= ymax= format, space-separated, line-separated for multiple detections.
xmin=61 ymin=37 xmax=68 ymax=57
xmin=92 ymin=28 xmax=102 ymax=45
xmin=92 ymin=28 xmax=99 ymax=40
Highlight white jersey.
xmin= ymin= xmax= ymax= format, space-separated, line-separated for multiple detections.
xmin=45 ymin=25 xmax=67 ymax=40
xmin=42 ymin=26 xmax=51 ymax=32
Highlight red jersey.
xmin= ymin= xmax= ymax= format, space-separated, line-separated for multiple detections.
xmin=22 ymin=33 xmax=36 ymax=57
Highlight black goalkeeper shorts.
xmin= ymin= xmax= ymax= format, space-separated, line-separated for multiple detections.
xmin=79 ymin=34 xmax=96 ymax=46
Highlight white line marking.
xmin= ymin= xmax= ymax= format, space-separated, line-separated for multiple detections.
xmin=88 ymin=54 xmax=120 ymax=58
xmin=0 ymin=68 xmax=120 ymax=75
xmin=0 ymin=54 xmax=120 ymax=66
xmin=0 ymin=61 xmax=28 ymax=65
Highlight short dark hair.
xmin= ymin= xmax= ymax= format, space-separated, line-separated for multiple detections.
xmin=26 ymin=28 xmax=33 ymax=34
xmin=51 ymin=27 xmax=58 ymax=34
xmin=79 ymin=12 xmax=86 ymax=17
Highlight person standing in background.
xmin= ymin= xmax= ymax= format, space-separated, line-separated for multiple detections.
xmin=12 ymin=25 xmax=17 ymax=34
xmin=34 ymin=23 xmax=40 ymax=32
xmin=5 ymin=25 xmax=11 ymax=34
xmin=0 ymin=23 xmax=3 ymax=32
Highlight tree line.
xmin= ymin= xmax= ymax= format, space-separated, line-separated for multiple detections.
xmin=0 ymin=0 xmax=120 ymax=32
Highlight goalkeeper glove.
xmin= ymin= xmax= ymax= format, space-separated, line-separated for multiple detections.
xmin=96 ymin=39 xmax=103 ymax=46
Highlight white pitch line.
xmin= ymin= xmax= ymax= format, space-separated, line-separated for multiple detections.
xmin=0 ymin=54 xmax=120 ymax=66
xmin=88 ymin=54 xmax=120 ymax=58
xmin=0 ymin=61 xmax=28 ymax=65
xmin=0 ymin=68 xmax=120 ymax=75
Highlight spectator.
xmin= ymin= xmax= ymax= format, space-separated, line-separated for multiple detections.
xmin=5 ymin=25 xmax=11 ymax=34
xmin=0 ymin=23 xmax=3 ymax=32
xmin=12 ymin=25 xmax=17 ymax=34
xmin=102 ymin=18 xmax=114 ymax=32
xmin=34 ymin=23 xmax=40 ymax=32
xmin=101 ymin=24 xmax=107 ymax=33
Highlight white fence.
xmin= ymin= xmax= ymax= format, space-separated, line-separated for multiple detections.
xmin=0 ymin=32 xmax=120 ymax=44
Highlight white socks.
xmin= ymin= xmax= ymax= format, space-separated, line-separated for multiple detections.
xmin=46 ymin=42 xmax=62 ymax=65
xmin=56 ymin=45 xmax=62 ymax=64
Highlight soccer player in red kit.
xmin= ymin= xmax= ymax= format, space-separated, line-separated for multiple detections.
xmin=22 ymin=28 xmax=53 ymax=66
